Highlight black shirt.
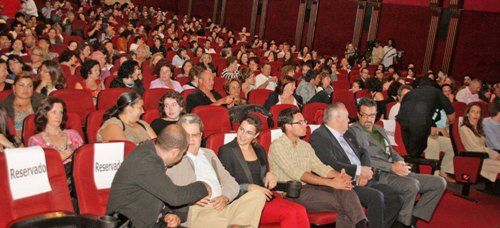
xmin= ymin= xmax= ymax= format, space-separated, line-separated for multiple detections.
xmin=186 ymin=89 xmax=222 ymax=113
xmin=150 ymin=118 xmax=177 ymax=135
xmin=247 ymin=160 xmax=265 ymax=187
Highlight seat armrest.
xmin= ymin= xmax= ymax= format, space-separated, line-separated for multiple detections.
xmin=458 ymin=151 xmax=489 ymax=159
xmin=10 ymin=212 xmax=98 ymax=228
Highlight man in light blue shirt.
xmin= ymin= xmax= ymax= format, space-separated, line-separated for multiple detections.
xmin=483 ymin=103 xmax=500 ymax=151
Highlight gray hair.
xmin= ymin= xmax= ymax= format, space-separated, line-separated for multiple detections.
xmin=357 ymin=98 xmax=377 ymax=112
xmin=397 ymin=85 xmax=413 ymax=97
xmin=323 ymin=102 xmax=346 ymax=123
xmin=177 ymin=113 xmax=204 ymax=132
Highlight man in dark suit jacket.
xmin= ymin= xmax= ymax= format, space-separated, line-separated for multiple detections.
xmin=107 ymin=125 xmax=211 ymax=227
xmin=310 ymin=103 xmax=403 ymax=228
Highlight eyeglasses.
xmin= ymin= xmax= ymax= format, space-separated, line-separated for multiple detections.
xmin=290 ymin=120 xmax=307 ymax=125
xmin=238 ymin=126 xmax=257 ymax=136
xmin=359 ymin=112 xmax=377 ymax=118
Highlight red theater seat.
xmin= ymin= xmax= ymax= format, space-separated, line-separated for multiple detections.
xmin=86 ymin=110 xmax=106 ymax=144
xmin=97 ymin=88 xmax=131 ymax=110
xmin=332 ymin=89 xmax=357 ymax=119
xmin=0 ymin=149 xmax=74 ymax=227
xmin=22 ymin=112 xmax=84 ymax=146
xmin=385 ymin=101 xmax=398 ymax=119
xmin=51 ymin=89 xmax=95 ymax=123
xmin=302 ymin=102 xmax=328 ymax=124
xmin=143 ymin=88 xmax=172 ymax=111
xmin=73 ymin=141 xmax=136 ymax=215
xmin=269 ymin=104 xmax=297 ymax=127
xmin=205 ymin=132 xmax=237 ymax=154
xmin=192 ymin=105 xmax=231 ymax=137
xmin=142 ymin=109 xmax=161 ymax=124
xmin=332 ymin=80 xmax=350 ymax=90
xmin=248 ymin=89 xmax=273 ymax=107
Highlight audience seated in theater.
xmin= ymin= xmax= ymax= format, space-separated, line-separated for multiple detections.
xmin=34 ymin=60 xmax=66 ymax=96
xmin=224 ymin=78 xmax=246 ymax=108
xmin=28 ymin=97 xmax=84 ymax=166
xmin=75 ymin=60 xmax=105 ymax=105
xmin=0 ymin=106 xmax=18 ymax=151
xmin=483 ymin=101 xmax=500 ymax=151
xmin=59 ymin=51 xmax=81 ymax=76
xmin=240 ymin=67 xmax=256 ymax=98
xmin=382 ymin=38 xmax=397 ymax=68
xmin=149 ymin=36 xmax=165 ymax=56
xmin=263 ymin=75 xmax=302 ymax=111
xmin=107 ymin=124 xmax=211 ymax=227
xmin=310 ymin=71 xmax=333 ymax=104
xmin=387 ymin=84 xmax=412 ymax=120
xmin=177 ymin=60 xmax=193 ymax=78
xmin=0 ymin=59 xmax=12 ymax=91
xmin=186 ymin=70 xmax=234 ymax=113
xmin=197 ymin=53 xmax=217 ymax=73
xmin=38 ymin=38 xmax=59 ymax=60
xmin=2 ymin=38 xmax=27 ymax=59
xmin=7 ymin=54 xmax=32 ymax=79
xmin=27 ymin=46 xmax=46 ymax=73
xmin=349 ymin=98 xmax=446 ymax=227
xmin=254 ymin=62 xmax=278 ymax=91
xmin=310 ymin=102 xmax=403 ymax=228
xmin=150 ymin=60 xmax=183 ymax=93
xmin=296 ymin=70 xmax=321 ymax=104
xmin=441 ymin=84 xmax=455 ymax=103
xmin=166 ymin=114 xmax=266 ymax=227
xmin=221 ymin=56 xmax=240 ymax=80
xmin=268 ymin=108 xmax=368 ymax=227
xmin=172 ymin=47 xmax=190 ymax=69
xmin=110 ymin=60 xmax=145 ymax=95
xmin=218 ymin=114 xmax=310 ymax=227
xmin=456 ymin=79 xmax=482 ymax=104
xmin=97 ymin=91 xmax=156 ymax=145
xmin=1 ymin=74 xmax=45 ymax=137
xmin=89 ymin=50 xmax=112 ymax=81
xmin=350 ymin=79 xmax=364 ymax=94
xmin=182 ymin=65 xmax=203 ymax=90
xmin=365 ymin=78 xmax=386 ymax=120
xmin=248 ymin=57 xmax=260 ymax=73
xmin=151 ymin=91 xmax=185 ymax=135
xmin=459 ymin=103 xmax=500 ymax=182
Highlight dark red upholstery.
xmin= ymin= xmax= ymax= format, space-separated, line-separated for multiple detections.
xmin=51 ymin=89 xmax=95 ymax=123
xmin=385 ymin=101 xmax=398 ymax=118
xmin=452 ymin=101 xmax=468 ymax=117
xmin=73 ymin=141 xmax=136 ymax=215
xmin=142 ymin=109 xmax=161 ymax=124
xmin=181 ymin=89 xmax=195 ymax=102
xmin=375 ymin=120 xmax=408 ymax=156
xmin=0 ymin=149 xmax=74 ymax=227
xmin=248 ymin=89 xmax=273 ymax=107
xmin=96 ymin=88 xmax=131 ymax=110
xmin=332 ymin=80 xmax=350 ymax=90
xmin=86 ymin=110 xmax=106 ymax=144
xmin=332 ymin=89 xmax=357 ymax=119
xmin=192 ymin=106 xmax=231 ymax=137
xmin=205 ymin=132 xmax=237 ymax=155
xmin=269 ymin=104 xmax=297 ymax=127
xmin=22 ymin=112 xmax=84 ymax=146
xmin=355 ymin=89 xmax=371 ymax=100
xmin=0 ymin=90 xmax=12 ymax=100
xmin=302 ymin=102 xmax=328 ymax=124
xmin=451 ymin=120 xmax=483 ymax=184
xmin=308 ymin=212 xmax=337 ymax=226
xmin=143 ymin=88 xmax=172 ymax=111
xmin=314 ymin=110 xmax=324 ymax=124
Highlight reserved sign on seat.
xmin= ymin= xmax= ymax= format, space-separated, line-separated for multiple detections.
xmin=93 ymin=142 xmax=125 ymax=190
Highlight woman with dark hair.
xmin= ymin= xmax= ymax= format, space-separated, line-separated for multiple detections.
xmin=240 ymin=67 xmax=256 ymax=98
xmin=78 ymin=42 xmax=92 ymax=63
xmin=459 ymin=103 xmax=499 ymax=182
xmin=110 ymin=59 xmax=145 ymax=95
xmin=5 ymin=38 xmax=27 ymax=58
xmin=35 ymin=60 xmax=66 ymax=95
xmin=0 ymin=59 xmax=12 ymax=91
xmin=0 ymin=106 xmax=18 ymax=151
xmin=150 ymin=60 xmax=183 ymax=92
xmin=28 ymin=97 xmax=84 ymax=164
xmin=177 ymin=60 xmax=193 ymax=78
xmin=263 ymin=75 xmax=302 ymax=110
xmin=75 ymin=59 xmax=105 ymax=104
xmin=150 ymin=36 xmax=165 ymax=55
xmin=7 ymin=54 xmax=32 ymax=79
xmin=1 ymin=74 xmax=45 ymax=136
xmin=221 ymin=56 xmax=240 ymax=80
xmin=59 ymin=50 xmax=81 ymax=76
xmin=365 ymin=78 xmax=386 ymax=119
xmin=218 ymin=114 xmax=309 ymax=227
xmin=151 ymin=91 xmax=185 ymax=135
xmin=97 ymin=92 xmax=156 ymax=145
xmin=171 ymin=46 xmax=190 ymax=68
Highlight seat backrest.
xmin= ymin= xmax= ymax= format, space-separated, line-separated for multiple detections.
xmin=0 ymin=148 xmax=73 ymax=227
xmin=143 ymin=88 xmax=172 ymax=111
xmin=332 ymin=80 xmax=349 ymax=90
xmin=142 ymin=109 xmax=161 ymax=124
xmin=332 ymin=89 xmax=357 ymax=119
xmin=385 ymin=101 xmax=397 ymax=119
xmin=73 ymin=141 xmax=136 ymax=215
xmin=86 ymin=110 xmax=106 ymax=144
xmin=192 ymin=105 xmax=231 ymax=137
xmin=302 ymin=102 xmax=328 ymax=124
xmin=22 ymin=112 xmax=84 ymax=146
xmin=206 ymin=132 xmax=237 ymax=155
xmin=248 ymin=89 xmax=273 ymax=107
xmin=181 ymin=89 xmax=195 ymax=101
xmin=97 ymin=88 xmax=131 ymax=110
xmin=355 ymin=89 xmax=371 ymax=100
xmin=452 ymin=101 xmax=467 ymax=117
xmin=270 ymin=104 xmax=297 ymax=127
xmin=257 ymin=128 xmax=284 ymax=153
xmin=0 ymin=90 xmax=12 ymax=100
xmin=50 ymin=89 xmax=95 ymax=123
xmin=451 ymin=117 xmax=466 ymax=152
xmin=375 ymin=120 xmax=408 ymax=157
xmin=314 ymin=110 xmax=324 ymax=124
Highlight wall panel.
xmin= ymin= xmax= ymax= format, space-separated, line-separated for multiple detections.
xmin=263 ymin=0 xmax=301 ymax=44
xmin=192 ymin=0 xmax=214 ymax=19
xmin=224 ymin=0 xmax=254 ymax=32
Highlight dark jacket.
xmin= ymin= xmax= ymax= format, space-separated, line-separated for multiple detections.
xmin=185 ymin=88 xmax=222 ymax=113
xmin=310 ymin=124 xmax=371 ymax=178
xmin=263 ymin=92 xmax=303 ymax=111
xmin=0 ymin=92 xmax=46 ymax=118
xmin=106 ymin=141 xmax=208 ymax=227
xmin=109 ymin=78 xmax=145 ymax=95
xmin=218 ymin=139 xmax=267 ymax=196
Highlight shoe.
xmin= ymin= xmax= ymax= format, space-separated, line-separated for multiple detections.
xmin=439 ymin=171 xmax=456 ymax=183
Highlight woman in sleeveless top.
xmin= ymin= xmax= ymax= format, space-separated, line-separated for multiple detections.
xmin=97 ymin=91 xmax=156 ymax=145
xmin=75 ymin=59 xmax=105 ymax=105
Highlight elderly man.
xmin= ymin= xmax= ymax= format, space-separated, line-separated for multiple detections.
xmin=268 ymin=108 xmax=368 ymax=228
xmin=185 ymin=70 xmax=234 ymax=112
xmin=310 ymin=103 xmax=403 ymax=228
xmin=456 ymin=78 xmax=482 ymax=104
xmin=107 ymin=125 xmax=211 ymax=227
xmin=350 ymin=98 xmax=447 ymax=228
xmin=166 ymin=114 xmax=266 ymax=227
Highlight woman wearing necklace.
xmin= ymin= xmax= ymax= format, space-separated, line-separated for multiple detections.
xmin=28 ymin=97 xmax=84 ymax=164
xmin=97 ymin=92 xmax=157 ymax=145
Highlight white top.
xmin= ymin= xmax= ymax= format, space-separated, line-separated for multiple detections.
xmin=255 ymin=73 xmax=277 ymax=91
xmin=186 ymin=150 xmax=222 ymax=199
xmin=456 ymin=87 xmax=480 ymax=104
xmin=388 ymin=102 xmax=401 ymax=120
xmin=204 ymin=48 xmax=216 ymax=54
xmin=382 ymin=46 xmax=397 ymax=68
xmin=22 ymin=0 xmax=38 ymax=17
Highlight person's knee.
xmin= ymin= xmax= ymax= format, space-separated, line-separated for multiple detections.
xmin=433 ymin=176 xmax=447 ymax=192
xmin=402 ymin=178 xmax=420 ymax=196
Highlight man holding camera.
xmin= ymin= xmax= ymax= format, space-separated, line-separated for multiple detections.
xmin=310 ymin=102 xmax=403 ymax=228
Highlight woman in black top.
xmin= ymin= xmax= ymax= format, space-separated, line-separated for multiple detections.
xmin=218 ymin=114 xmax=309 ymax=227
xmin=110 ymin=60 xmax=145 ymax=95
xmin=151 ymin=91 xmax=184 ymax=135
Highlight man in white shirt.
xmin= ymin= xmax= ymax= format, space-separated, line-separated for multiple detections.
xmin=455 ymin=79 xmax=481 ymax=104
xmin=166 ymin=114 xmax=266 ymax=228
xmin=21 ymin=0 xmax=38 ymax=17
xmin=254 ymin=62 xmax=278 ymax=91
xmin=203 ymin=40 xmax=216 ymax=54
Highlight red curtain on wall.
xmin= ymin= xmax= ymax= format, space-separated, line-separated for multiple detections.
xmin=224 ymin=0 xmax=254 ymax=33
xmin=377 ymin=3 xmax=431 ymax=71
xmin=191 ymin=0 xmax=214 ymax=20
xmin=263 ymin=0 xmax=300 ymax=44
xmin=177 ymin=0 xmax=189 ymax=16
xmin=451 ymin=11 xmax=500 ymax=82
xmin=313 ymin=0 xmax=357 ymax=56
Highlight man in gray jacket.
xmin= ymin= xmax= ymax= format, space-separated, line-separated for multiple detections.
xmin=349 ymin=98 xmax=446 ymax=228
xmin=166 ymin=114 xmax=266 ymax=228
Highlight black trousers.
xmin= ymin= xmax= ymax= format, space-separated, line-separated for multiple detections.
xmin=354 ymin=182 xmax=404 ymax=228
xmin=401 ymin=124 xmax=431 ymax=158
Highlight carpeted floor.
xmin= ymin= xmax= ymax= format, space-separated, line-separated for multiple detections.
xmin=417 ymin=189 xmax=500 ymax=228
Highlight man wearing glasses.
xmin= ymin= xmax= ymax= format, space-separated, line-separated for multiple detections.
xmin=310 ymin=102 xmax=403 ymax=228
xmin=268 ymin=108 xmax=369 ymax=228
xmin=349 ymin=98 xmax=446 ymax=228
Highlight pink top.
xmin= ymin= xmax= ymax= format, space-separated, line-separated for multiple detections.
xmin=28 ymin=129 xmax=84 ymax=164
xmin=149 ymin=78 xmax=184 ymax=93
